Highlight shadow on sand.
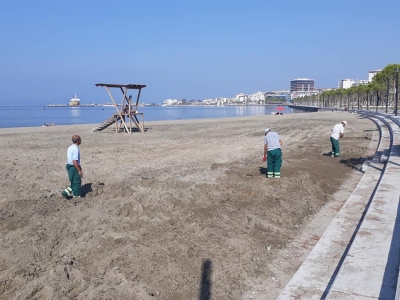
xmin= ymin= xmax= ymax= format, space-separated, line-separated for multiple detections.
xmin=199 ymin=259 xmax=212 ymax=300
xmin=81 ymin=183 xmax=93 ymax=197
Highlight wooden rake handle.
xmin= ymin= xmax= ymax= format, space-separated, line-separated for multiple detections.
xmin=246 ymin=160 xmax=264 ymax=176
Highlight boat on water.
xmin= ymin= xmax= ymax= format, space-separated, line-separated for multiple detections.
xmin=69 ymin=94 xmax=81 ymax=106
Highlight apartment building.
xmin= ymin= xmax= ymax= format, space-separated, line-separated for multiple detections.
xmin=338 ymin=79 xmax=355 ymax=89
xmin=290 ymin=78 xmax=315 ymax=92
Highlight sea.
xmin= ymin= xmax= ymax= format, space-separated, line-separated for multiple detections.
xmin=0 ymin=105 xmax=305 ymax=128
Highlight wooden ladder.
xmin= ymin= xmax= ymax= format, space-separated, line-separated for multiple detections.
xmin=92 ymin=115 xmax=120 ymax=132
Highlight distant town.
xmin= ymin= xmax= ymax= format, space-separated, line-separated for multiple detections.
xmin=162 ymin=69 xmax=382 ymax=106
xmin=50 ymin=68 xmax=384 ymax=108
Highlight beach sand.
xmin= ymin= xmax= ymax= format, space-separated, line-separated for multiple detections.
xmin=0 ymin=111 xmax=375 ymax=299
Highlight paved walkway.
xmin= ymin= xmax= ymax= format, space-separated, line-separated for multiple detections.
xmin=278 ymin=111 xmax=400 ymax=299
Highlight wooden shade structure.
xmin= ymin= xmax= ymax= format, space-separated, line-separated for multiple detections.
xmin=94 ymin=83 xmax=146 ymax=133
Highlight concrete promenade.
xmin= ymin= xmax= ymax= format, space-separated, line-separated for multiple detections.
xmin=277 ymin=110 xmax=400 ymax=299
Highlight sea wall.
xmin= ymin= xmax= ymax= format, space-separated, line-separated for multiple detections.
xmin=288 ymin=105 xmax=319 ymax=112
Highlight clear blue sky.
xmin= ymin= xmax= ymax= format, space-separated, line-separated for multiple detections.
xmin=0 ymin=0 xmax=399 ymax=105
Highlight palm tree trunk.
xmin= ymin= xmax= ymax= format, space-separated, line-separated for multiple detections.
xmin=386 ymin=79 xmax=389 ymax=113
xmin=347 ymin=94 xmax=350 ymax=109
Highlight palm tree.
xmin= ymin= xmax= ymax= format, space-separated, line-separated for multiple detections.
xmin=357 ymin=85 xmax=366 ymax=110
xmin=358 ymin=85 xmax=368 ymax=110
xmin=321 ymin=93 xmax=325 ymax=108
xmin=345 ymin=88 xmax=351 ymax=110
xmin=336 ymin=88 xmax=344 ymax=109
xmin=347 ymin=86 xmax=357 ymax=110
xmin=371 ymin=63 xmax=400 ymax=113
xmin=330 ymin=90 xmax=336 ymax=108
xmin=367 ymin=82 xmax=380 ymax=111
xmin=326 ymin=90 xmax=334 ymax=109
xmin=324 ymin=91 xmax=329 ymax=108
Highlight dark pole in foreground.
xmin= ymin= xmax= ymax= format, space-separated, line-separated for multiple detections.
xmin=395 ymin=67 xmax=399 ymax=116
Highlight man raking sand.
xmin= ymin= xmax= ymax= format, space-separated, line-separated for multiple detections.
xmin=62 ymin=134 xmax=83 ymax=198
xmin=330 ymin=121 xmax=347 ymax=157
xmin=263 ymin=127 xmax=283 ymax=178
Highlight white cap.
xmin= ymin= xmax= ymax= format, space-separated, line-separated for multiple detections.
xmin=342 ymin=121 xmax=347 ymax=126
xmin=264 ymin=128 xmax=270 ymax=133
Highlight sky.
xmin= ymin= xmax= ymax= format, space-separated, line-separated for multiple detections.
xmin=0 ymin=0 xmax=399 ymax=105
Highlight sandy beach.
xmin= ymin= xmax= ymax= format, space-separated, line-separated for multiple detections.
xmin=0 ymin=111 xmax=375 ymax=300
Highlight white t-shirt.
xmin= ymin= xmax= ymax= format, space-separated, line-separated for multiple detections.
xmin=264 ymin=132 xmax=281 ymax=151
xmin=67 ymin=144 xmax=80 ymax=165
xmin=331 ymin=123 xmax=344 ymax=140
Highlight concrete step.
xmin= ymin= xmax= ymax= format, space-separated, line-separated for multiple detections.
xmin=277 ymin=114 xmax=389 ymax=299
xmin=326 ymin=116 xmax=400 ymax=299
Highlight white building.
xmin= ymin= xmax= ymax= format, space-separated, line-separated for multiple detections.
xmin=290 ymin=90 xmax=319 ymax=99
xmin=338 ymin=79 xmax=355 ymax=89
xmin=162 ymin=98 xmax=178 ymax=106
xmin=236 ymin=93 xmax=248 ymax=103
xmin=248 ymin=91 xmax=266 ymax=102
xmin=268 ymin=90 xmax=290 ymax=94
xmin=352 ymin=80 xmax=369 ymax=87
xmin=368 ymin=69 xmax=382 ymax=82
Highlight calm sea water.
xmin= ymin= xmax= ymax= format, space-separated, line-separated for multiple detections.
xmin=0 ymin=105 xmax=303 ymax=128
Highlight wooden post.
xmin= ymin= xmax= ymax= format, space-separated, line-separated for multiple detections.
xmin=136 ymin=88 xmax=144 ymax=132
xmin=105 ymin=86 xmax=129 ymax=134
xmin=128 ymin=90 xmax=132 ymax=133
xmin=135 ymin=88 xmax=142 ymax=111
xmin=125 ymin=91 xmax=140 ymax=132
xmin=121 ymin=87 xmax=130 ymax=134
xmin=134 ymin=114 xmax=143 ymax=132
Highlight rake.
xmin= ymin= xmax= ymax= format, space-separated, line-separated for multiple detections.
xmin=246 ymin=160 xmax=264 ymax=176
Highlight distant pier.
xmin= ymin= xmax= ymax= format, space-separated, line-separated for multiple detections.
xmin=46 ymin=104 xmax=120 ymax=107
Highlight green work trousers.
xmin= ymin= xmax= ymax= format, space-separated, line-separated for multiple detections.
xmin=267 ymin=148 xmax=282 ymax=178
xmin=66 ymin=164 xmax=81 ymax=196
xmin=330 ymin=137 xmax=340 ymax=157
